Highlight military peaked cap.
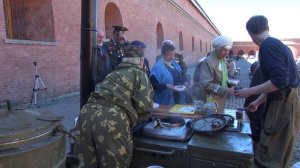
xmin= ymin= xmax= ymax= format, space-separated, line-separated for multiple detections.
xmin=112 ymin=25 xmax=128 ymax=32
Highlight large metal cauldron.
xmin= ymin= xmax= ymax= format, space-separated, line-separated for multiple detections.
xmin=0 ymin=103 xmax=66 ymax=168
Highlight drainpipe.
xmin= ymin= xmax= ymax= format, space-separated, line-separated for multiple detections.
xmin=80 ymin=0 xmax=98 ymax=108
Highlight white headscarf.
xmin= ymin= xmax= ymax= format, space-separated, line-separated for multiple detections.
xmin=212 ymin=35 xmax=233 ymax=50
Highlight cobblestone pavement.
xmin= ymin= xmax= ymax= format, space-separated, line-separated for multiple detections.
xmin=39 ymin=58 xmax=299 ymax=165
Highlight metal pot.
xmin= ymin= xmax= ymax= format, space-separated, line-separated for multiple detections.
xmin=154 ymin=116 xmax=185 ymax=128
xmin=0 ymin=101 xmax=66 ymax=168
xmin=227 ymin=78 xmax=240 ymax=86
xmin=140 ymin=116 xmax=193 ymax=141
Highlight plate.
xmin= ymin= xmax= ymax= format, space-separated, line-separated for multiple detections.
xmin=153 ymin=103 xmax=159 ymax=108
xmin=174 ymin=85 xmax=186 ymax=92
xmin=190 ymin=115 xmax=227 ymax=133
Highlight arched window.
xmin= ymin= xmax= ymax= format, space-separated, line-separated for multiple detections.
xmin=192 ymin=36 xmax=195 ymax=52
xmin=248 ymin=50 xmax=255 ymax=56
xmin=179 ymin=31 xmax=183 ymax=51
xmin=238 ymin=50 xmax=244 ymax=56
xmin=3 ymin=0 xmax=55 ymax=41
xmin=156 ymin=22 xmax=164 ymax=49
xmin=104 ymin=2 xmax=123 ymax=39
xmin=200 ymin=40 xmax=202 ymax=52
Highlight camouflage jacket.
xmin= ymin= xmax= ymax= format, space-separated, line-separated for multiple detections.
xmin=92 ymin=62 xmax=154 ymax=124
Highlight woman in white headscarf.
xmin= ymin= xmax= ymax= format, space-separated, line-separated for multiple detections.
xmin=192 ymin=35 xmax=235 ymax=113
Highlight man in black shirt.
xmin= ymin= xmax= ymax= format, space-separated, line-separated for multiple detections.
xmin=235 ymin=15 xmax=300 ymax=168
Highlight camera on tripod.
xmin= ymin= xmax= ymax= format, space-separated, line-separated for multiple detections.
xmin=30 ymin=61 xmax=47 ymax=108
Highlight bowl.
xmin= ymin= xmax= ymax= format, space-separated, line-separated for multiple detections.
xmin=153 ymin=103 xmax=159 ymax=108
xmin=174 ymin=85 xmax=186 ymax=92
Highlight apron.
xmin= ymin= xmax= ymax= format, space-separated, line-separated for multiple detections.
xmin=255 ymin=88 xmax=300 ymax=168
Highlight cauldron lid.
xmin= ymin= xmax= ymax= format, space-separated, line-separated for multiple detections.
xmin=190 ymin=115 xmax=227 ymax=133
xmin=0 ymin=109 xmax=62 ymax=149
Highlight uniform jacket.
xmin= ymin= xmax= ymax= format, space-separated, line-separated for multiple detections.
xmin=103 ymin=39 xmax=130 ymax=69
xmin=76 ymin=62 xmax=153 ymax=168
xmin=93 ymin=62 xmax=154 ymax=124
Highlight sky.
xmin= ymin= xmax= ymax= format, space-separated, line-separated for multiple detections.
xmin=197 ymin=0 xmax=300 ymax=41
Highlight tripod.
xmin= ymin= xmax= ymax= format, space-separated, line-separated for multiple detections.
xmin=30 ymin=62 xmax=47 ymax=108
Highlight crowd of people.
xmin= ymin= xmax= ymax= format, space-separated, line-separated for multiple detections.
xmin=75 ymin=15 xmax=300 ymax=168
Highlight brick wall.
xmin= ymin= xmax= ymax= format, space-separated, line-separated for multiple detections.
xmin=97 ymin=0 xmax=220 ymax=66
xmin=231 ymin=40 xmax=300 ymax=60
xmin=0 ymin=0 xmax=81 ymax=104
xmin=0 ymin=0 xmax=219 ymax=104
xmin=24 ymin=0 xmax=55 ymax=41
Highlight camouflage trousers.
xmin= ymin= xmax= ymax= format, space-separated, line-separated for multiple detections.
xmin=76 ymin=103 xmax=133 ymax=168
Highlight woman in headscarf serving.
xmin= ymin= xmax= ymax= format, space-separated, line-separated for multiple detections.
xmin=192 ymin=35 xmax=234 ymax=113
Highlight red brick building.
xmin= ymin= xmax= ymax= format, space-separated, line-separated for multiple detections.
xmin=231 ymin=39 xmax=300 ymax=60
xmin=0 ymin=0 xmax=220 ymax=105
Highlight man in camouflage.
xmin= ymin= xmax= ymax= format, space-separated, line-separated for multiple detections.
xmin=103 ymin=25 xmax=130 ymax=69
xmin=76 ymin=45 xmax=154 ymax=168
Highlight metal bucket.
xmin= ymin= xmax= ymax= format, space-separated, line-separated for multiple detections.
xmin=0 ymin=104 xmax=66 ymax=168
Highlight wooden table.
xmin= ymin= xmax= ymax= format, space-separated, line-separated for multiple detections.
xmin=152 ymin=104 xmax=250 ymax=123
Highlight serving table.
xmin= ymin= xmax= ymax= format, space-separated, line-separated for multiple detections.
xmin=131 ymin=105 xmax=254 ymax=168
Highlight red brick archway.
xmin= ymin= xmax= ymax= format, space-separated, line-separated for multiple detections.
xmin=104 ymin=2 xmax=123 ymax=39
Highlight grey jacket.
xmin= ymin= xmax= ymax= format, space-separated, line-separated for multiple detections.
xmin=192 ymin=51 xmax=228 ymax=112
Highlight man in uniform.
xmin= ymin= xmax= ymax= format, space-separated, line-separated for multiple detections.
xmin=76 ymin=45 xmax=154 ymax=168
xmin=103 ymin=25 xmax=130 ymax=69
xmin=92 ymin=29 xmax=111 ymax=88
xmin=235 ymin=15 xmax=300 ymax=168
xmin=130 ymin=40 xmax=150 ymax=76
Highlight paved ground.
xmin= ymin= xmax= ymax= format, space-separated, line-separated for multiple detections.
xmin=37 ymin=58 xmax=300 ymax=166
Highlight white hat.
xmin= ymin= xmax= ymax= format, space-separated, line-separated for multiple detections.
xmin=212 ymin=35 xmax=233 ymax=50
